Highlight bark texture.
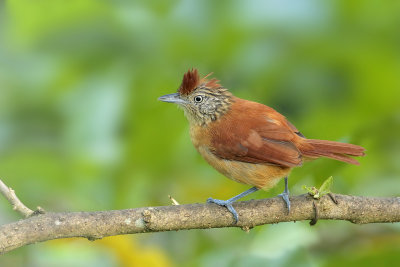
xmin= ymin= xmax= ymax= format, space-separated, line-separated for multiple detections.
xmin=1 ymin=194 xmax=400 ymax=254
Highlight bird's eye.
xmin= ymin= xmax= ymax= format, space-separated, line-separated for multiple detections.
xmin=194 ymin=95 xmax=203 ymax=103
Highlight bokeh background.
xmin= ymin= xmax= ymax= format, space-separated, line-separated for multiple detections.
xmin=1 ymin=0 xmax=400 ymax=266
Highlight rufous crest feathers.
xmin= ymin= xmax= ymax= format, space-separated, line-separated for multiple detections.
xmin=178 ymin=68 xmax=221 ymax=95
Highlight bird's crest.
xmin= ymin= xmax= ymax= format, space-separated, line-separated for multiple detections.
xmin=178 ymin=68 xmax=221 ymax=95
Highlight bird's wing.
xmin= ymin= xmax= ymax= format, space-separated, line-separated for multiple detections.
xmin=286 ymin=120 xmax=305 ymax=138
xmin=209 ymin=100 xmax=303 ymax=167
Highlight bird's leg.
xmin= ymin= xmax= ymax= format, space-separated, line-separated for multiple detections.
xmin=207 ymin=186 xmax=259 ymax=223
xmin=278 ymin=176 xmax=290 ymax=212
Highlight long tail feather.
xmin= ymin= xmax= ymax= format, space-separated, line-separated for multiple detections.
xmin=301 ymin=139 xmax=365 ymax=165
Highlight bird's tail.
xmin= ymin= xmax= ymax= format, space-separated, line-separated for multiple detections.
xmin=301 ymin=139 xmax=365 ymax=165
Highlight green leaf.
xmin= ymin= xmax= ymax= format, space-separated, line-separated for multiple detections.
xmin=319 ymin=176 xmax=333 ymax=196
xmin=302 ymin=185 xmax=319 ymax=198
xmin=302 ymin=177 xmax=334 ymax=199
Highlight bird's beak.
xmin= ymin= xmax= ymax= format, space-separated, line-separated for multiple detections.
xmin=158 ymin=93 xmax=187 ymax=104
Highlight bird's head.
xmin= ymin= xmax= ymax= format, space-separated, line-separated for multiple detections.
xmin=158 ymin=69 xmax=233 ymax=126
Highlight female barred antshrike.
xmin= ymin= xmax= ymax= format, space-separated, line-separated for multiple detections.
xmin=159 ymin=69 xmax=365 ymax=223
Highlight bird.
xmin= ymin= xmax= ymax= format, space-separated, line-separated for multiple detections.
xmin=158 ymin=68 xmax=365 ymax=223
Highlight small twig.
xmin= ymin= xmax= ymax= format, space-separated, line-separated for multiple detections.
xmin=310 ymin=201 xmax=319 ymax=226
xmin=0 ymin=179 xmax=34 ymax=218
xmin=168 ymin=195 xmax=180 ymax=205
xmin=328 ymin=193 xmax=338 ymax=204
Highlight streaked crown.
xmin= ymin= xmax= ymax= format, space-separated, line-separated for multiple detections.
xmin=177 ymin=69 xmax=234 ymax=126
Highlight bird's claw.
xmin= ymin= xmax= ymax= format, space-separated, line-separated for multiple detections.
xmin=206 ymin=197 xmax=217 ymax=204
xmin=207 ymin=197 xmax=239 ymax=224
xmin=278 ymin=191 xmax=291 ymax=213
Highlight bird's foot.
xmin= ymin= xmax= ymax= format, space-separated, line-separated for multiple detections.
xmin=278 ymin=191 xmax=291 ymax=213
xmin=207 ymin=197 xmax=239 ymax=224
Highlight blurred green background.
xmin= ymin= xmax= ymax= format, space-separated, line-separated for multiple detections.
xmin=1 ymin=0 xmax=400 ymax=266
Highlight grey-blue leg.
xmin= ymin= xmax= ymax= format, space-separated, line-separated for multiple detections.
xmin=278 ymin=176 xmax=290 ymax=212
xmin=207 ymin=186 xmax=259 ymax=223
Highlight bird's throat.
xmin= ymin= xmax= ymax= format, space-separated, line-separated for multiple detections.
xmin=184 ymin=102 xmax=232 ymax=127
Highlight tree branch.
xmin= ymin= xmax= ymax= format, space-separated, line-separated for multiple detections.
xmin=0 ymin=179 xmax=34 ymax=218
xmin=1 ymin=183 xmax=399 ymax=254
